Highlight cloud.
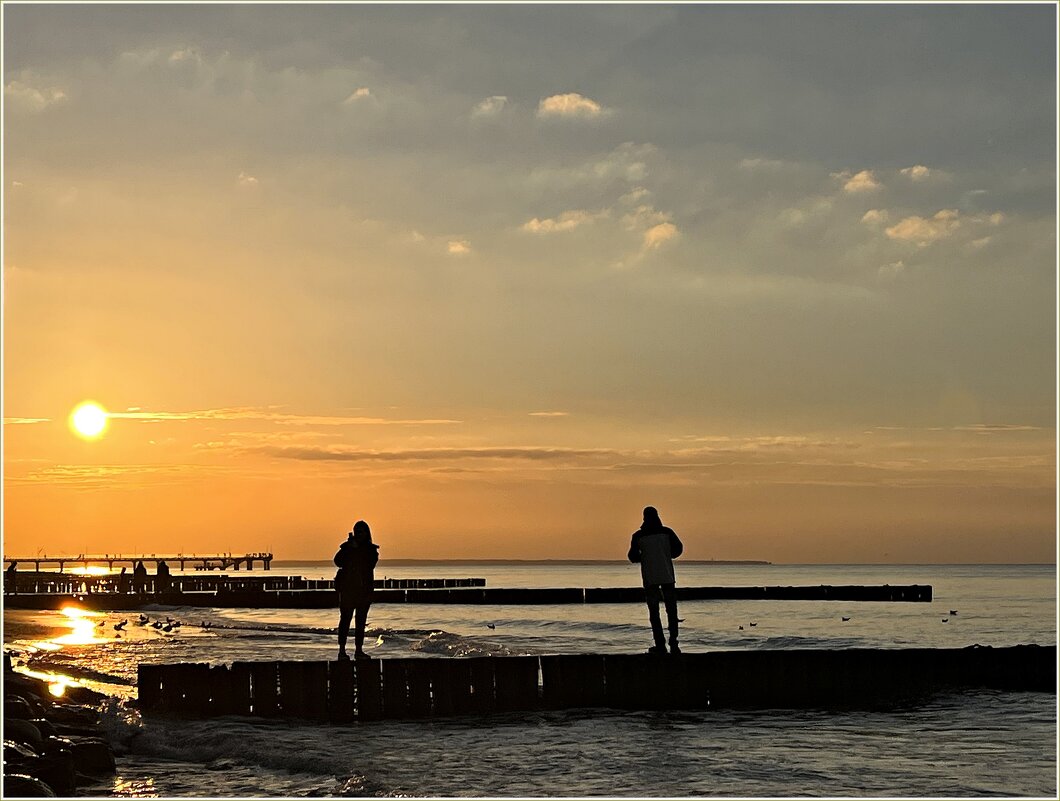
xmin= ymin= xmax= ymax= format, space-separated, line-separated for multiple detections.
xmin=643 ymin=222 xmax=679 ymax=250
xmin=3 ymin=417 xmax=50 ymax=425
xmin=4 ymin=78 xmax=67 ymax=113
xmin=529 ymin=411 xmax=569 ymax=417
xmin=861 ymin=209 xmax=889 ymax=225
xmin=447 ymin=240 xmax=471 ymax=255
xmin=236 ymin=172 xmax=259 ymax=188
xmin=108 ymin=406 xmax=461 ymax=426
xmin=900 ymin=165 xmax=934 ymax=181
xmin=257 ymin=445 xmax=616 ymax=462
xmin=840 ymin=169 xmax=881 ymax=193
xmin=877 ymin=260 xmax=905 ymax=281
xmin=342 ymin=87 xmax=371 ymax=104
xmin=471 ymin=95 xmax=508 ymax=117
xmin=521 ymin=209 xmax=606 ymax=234
xmin=969 ymin=236 xmax=992 ymax=250
xmin=168 ymin=48 xmax=202 ymax=66
xmin=738 ymin=157 xmax=788 ymax=170
xmin=537 ymin=92 xmax=606 ymax=118
xmin=952 ymin=424 xmax=1044 ymax=433
xmin=885 ymin=209 xmax=960 ymax=245
xmin=619 ymin=187 xmax=651 ymax=205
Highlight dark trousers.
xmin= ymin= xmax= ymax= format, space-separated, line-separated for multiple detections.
xmin=338 ymin=602 xmax=371 ymax=654
xmin=645 ymin=583 xmax=679 ymax=648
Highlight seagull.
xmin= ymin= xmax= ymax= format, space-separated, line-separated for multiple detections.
xmin=749 ymin=622 xmax=757 ymax=627
xmin=942 ymin=618 xmax=949 ymax=623
xmin=486 ymin=623 xmax=496 ymax=630
xmin=137 ymin=615 xmax=149 ymax=626
xmin=97 ymin=620 xmax=106 ymax=628
xmin=172 ymin=620 xmax=181 ymax=628
xmin=949 ymin=610 xmax=958 ymax=616
xmin=152 ymin=621 xmax=163 ymax=629
xmin=162 ymin=624 xmax=173 ymax=633
xmin=677 ymin=618 xmax=686 ymax=623
xmin=841 ymin=616 xmax=851 ymax=622
xmin=738 ymin=625 xmax=744 ymax=631
xmin=114 ymin=620 xmax=127 ymax=631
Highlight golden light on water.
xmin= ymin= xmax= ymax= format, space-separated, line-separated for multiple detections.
xmin=55 ymin=605 xmax=105 ymax=645
xmin=70 ymin=565 xmax=111 ymax=576
xmin=48 ymin=681 xmax=66 ymax=697
xmin=69 ymin=401 xmax=108 ymax=440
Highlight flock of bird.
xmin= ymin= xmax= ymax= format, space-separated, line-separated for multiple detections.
xmin=98 ymin=614 xmax=214 ymax=638
xmin=734 ymin=610 xmax=959 ymax=631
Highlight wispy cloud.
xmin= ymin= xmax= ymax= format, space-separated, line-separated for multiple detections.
xmin=521 ymin=209 xmax=606 ymax=234
xmin=256 ymin=445 xmax=616 ymax=462
xmin=885 ymin=209 xmax=960 ymax=245
xmin=643 ymin=222 xmax=678 ymax=250
xmin=342 ymin=87 xmax=371 ymax=104
xmin=529 ymin=411 xmax=569 ymax=417
xmin=900 ymin=165 xmax=947 ymax=182
xmin=4 ymin=77 xmax=67 ymax=113
xmin=3 ymin=417 xmax=51 ymax=425
xmin=447 ymin=240 xmax=471 ymax=256
xmin=537 ymin=92 xmax=606 ymax=119
xmin=839 ymin=169 xmax=881 ymax=193
xmin=8 ymin=463 xmax=226 ymax=488
xmin=471 ymin=95 xmax=508 ymax=118
xmin=108 ymin=406 xmax=461 ymax=426
xmin=236 ymin=171 xmax=259 ymax=188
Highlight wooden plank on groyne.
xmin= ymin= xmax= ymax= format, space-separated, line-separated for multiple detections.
xmin=5 ymin=583 xmax=933 ymax=610
xmin=137 ymin=645 xmax=1054 ymax=720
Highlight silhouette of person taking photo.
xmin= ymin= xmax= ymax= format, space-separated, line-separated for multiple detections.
xmin=334 ymin=520 xmax=379 ymax=660
xmin=628 ymin=506 xmax=684 ymax=655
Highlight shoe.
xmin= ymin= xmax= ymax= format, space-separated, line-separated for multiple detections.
xmin=337 ymin=651 xmax=350 ymax=661
xmin=670 ymin=644 xmax=682 ymax=655
xmin=647 ymin=645 xmax=667 ymax=655
xmin=354 ymin=651 xmax=373 ymax=660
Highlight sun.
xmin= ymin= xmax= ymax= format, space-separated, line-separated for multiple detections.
xmin=69 ymin=401 xmax=109 ymax=440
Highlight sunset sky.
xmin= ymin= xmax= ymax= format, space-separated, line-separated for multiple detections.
xmin=3 ymin=4 xmax=1056 ymax=563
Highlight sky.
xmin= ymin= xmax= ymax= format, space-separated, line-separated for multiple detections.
xmin=2 ymin=3 xmax=1056 ymax=563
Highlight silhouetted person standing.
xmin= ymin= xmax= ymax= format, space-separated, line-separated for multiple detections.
xmin=334 ymin=521 xmax=379 ymax=660
xmin=628 ymin=506 xmax=684 ymax=654
xmin=156 ymin=560 xmax=172 ymax=594
xmin=133 ymin=560 xmax=148 ymax=596
xmin=116 ymin=567 xmax=130 ymax=594
xmin=6 ymin=561 xmax=17 ymax=595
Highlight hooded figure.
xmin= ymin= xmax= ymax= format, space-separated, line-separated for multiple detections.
xmin=334 ymin=520 xmax=380 ymax=660
xmin=628 ymin=506 xmax=684 ymax=654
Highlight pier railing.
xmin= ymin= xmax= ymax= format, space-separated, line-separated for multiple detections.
xmin=137 ymin=645 xmax=1055 ymax=720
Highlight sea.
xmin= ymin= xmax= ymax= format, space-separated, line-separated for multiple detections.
xmin=3 ymin=562 xmax=1057 ymax=798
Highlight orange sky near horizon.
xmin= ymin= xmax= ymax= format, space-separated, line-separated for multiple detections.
xmin=2 ymin=4 xmax=1056 ymax=564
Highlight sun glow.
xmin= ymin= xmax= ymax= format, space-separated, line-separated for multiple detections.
xmin=69 ymin=401 xmax=108 ymax=440
xmin=55 ymin=605 xmax=105 ymax=645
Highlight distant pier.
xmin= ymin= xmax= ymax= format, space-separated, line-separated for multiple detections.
xmin=137 ymin=645 xmax=1055 ymax=720
xmin=3 ymin=552 xmax=273 ymax=572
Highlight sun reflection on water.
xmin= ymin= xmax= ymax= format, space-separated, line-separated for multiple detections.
xmin=52 ymin=605 xmax=106 ymax=645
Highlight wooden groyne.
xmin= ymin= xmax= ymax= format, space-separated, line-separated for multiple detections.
xmin=137 ymin=645 xmax=1055 ymax=720
xmin=4 ymin=572 xmax=485 ymax=597
xmin=3 ymin=580 xmax=932 ymax=610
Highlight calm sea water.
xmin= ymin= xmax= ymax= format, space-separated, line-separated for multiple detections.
xmin=4 ymin=563 xmax=1056 ymax=797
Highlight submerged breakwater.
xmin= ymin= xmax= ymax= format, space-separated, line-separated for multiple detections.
xmin=138 ymin=645 xmax=1054 ymax=721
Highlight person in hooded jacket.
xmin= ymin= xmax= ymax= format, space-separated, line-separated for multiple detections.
xmin=628 ymin=506 xmax=684 ymax=654
xmin=334 ymin=520 xmax=380 ymax=660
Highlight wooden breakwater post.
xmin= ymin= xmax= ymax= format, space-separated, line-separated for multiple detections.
xmin=137 ymin=645 xmax=1054 ymax=720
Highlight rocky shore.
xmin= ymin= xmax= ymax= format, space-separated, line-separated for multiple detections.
xmin=3 ymin=653 xmax=118 ymax=797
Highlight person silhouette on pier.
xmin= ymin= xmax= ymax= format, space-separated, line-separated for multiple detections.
xmin=6 ymin=561 xmax=17 ymax=595
xmin=334 ymin=521 xmax=379 ymax=660
xmin=116 ymin=567 xmax=130 ymax=594
xmin=156 ymin=560 xmax=172 ymax=594
xmin=133 ymin=561 xmax=148 ymax=596
xmin=628 ymin=506 xmax=684 ymax=655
